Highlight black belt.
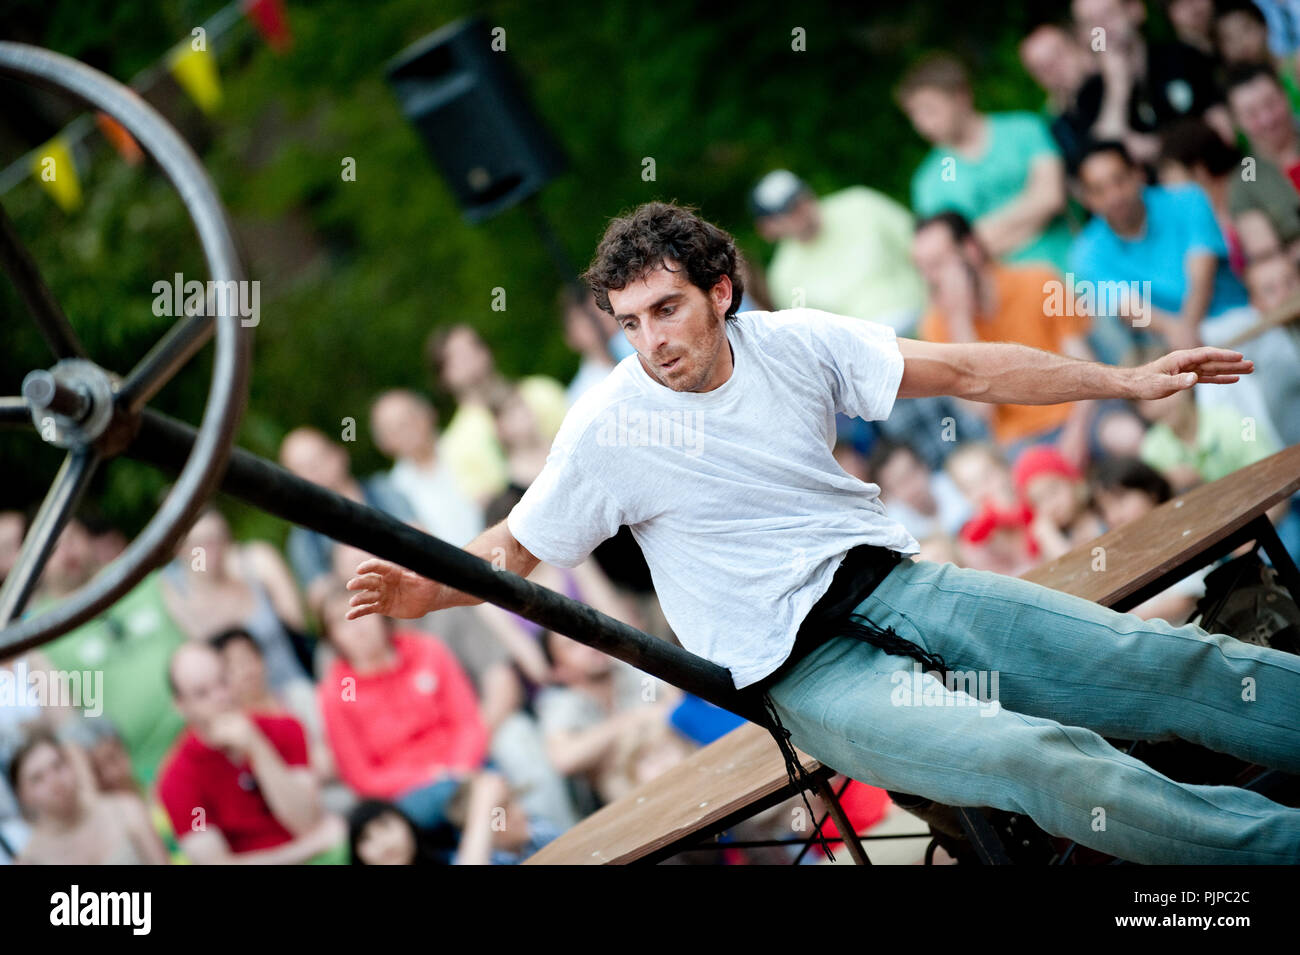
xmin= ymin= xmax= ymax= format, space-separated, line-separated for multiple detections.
xmin=746 ymin=543 xmax=906 ymax=697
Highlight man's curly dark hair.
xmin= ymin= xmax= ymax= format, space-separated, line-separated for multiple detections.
xmin=582 ymin=201 xmax=745 ymax=322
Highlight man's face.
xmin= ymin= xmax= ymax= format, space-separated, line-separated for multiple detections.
xmin=756 ymin=195 xmax=821 ymax=243
xmin=901 ymin=87 xmax=971 ymax=145
xmin=172 ymin=647 xmax=235 ymax=730
xmin=281 ymin=431 xmax=350 ymax=490
xmin=220 ymin=638 xmax=268 ymax=709
xmin=1247 ymin=254 xmax=1300 ymax=313
xmin=911 ymin=224 xmax=979 ymax=315
xmin=606 ymin=259 xmax=733 ymax=393
xmin=15 ymin=742 xmax=78 ymax=818
xmin=877 ymin=449 xmax=934 ymax=513
xmin=1228 ymin=76 xmax=1296 ymax=156
xmin=1079 ymin=151 xmax=1147 ymax=235
xmin=1216 ymin=11 xmax=1270 ymax=64
xmin=1021 ymin=27 xmax=1086 ymax=99
xmin=371 ymin=394 xmax=434 ymax=461
xmin=1168 ymin=0 xmax=1213 ymax=40
xmin=440 ymin=327 xmax=494 ymax=393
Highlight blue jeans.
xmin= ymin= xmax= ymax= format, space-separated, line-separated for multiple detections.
xmin=764 ymin=557 xmax=1300 ymax=863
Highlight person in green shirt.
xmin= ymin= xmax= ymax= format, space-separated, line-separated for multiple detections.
xmin=40 ymin=569 xmax=188 ymax=790
xmin=749 ymin=170 xmax=927 ymax=335
xmin=1136 ymin=383 xmax=1277 ymax=487
xmin=897 ymin=53 xmax=1074 ymax=273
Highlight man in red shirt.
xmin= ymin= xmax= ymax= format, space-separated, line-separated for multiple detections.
xmin=316 ymin=588 xmax=492 ymax=831
xmin=158 ymin=642 xmax=344 ymax=863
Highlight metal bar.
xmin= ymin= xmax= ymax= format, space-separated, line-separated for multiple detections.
xmin=116 ymin=313 xmax=217 ymax=415
xmin=0 ymin=449 xmax=99 ymax=626
xmin=0 ymin=200 xmax=85 ymax=360
xmin=813 ymin=776 xmax=870 ymax=865
xmin=0 ymin=396 xmax=31 ymax=428
xmin=124 ymin=409 xmax=763 ymax=724
xmin=956 ymin=807 xmax=1013 ymax=865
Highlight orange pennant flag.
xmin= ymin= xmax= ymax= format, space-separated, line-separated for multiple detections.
xmin=95 ymin=112 xmax=144 ymax=165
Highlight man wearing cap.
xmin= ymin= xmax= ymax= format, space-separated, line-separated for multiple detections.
xmin=348 ymin=201 xmax=1300 ymax=864
xmin=751 ymin=170 xmax=927 ymax=337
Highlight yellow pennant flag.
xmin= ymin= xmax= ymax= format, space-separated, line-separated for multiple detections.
xmin=30 ymin=136 xmax=82 ymax=212
xmin=168 ymin=44 xmax=222 ymax=114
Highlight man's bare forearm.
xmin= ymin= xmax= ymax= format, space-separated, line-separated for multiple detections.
xmin=434 ymin=519 xmax=541 ymax=609
xmin=955 ymin=342 xmax=1133 ymax=405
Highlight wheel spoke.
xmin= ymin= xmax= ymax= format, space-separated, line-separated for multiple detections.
xmin=117 ymin=313 xmax=215 ymax=414
xmin=0 ymin=200 xmax=86 ymax=360
xmin=0 ymin=448 xmax=99 ymax=627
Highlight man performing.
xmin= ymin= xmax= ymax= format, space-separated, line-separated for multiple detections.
xmin=346 ymin=201 xmax=1300 ymax=864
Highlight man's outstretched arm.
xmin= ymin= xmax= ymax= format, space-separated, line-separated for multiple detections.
xmin=895 ymin=338 xmax=1254 ymax=405
xmin=345 ymin=519 xmax=541 ymax=620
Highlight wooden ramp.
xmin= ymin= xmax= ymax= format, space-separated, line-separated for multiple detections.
xmin=526 ymin=444 xmax=1300 ymax=864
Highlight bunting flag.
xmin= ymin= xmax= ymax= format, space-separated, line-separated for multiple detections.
xmin=167 ymin=44 xmax=223 ymax=114
xmin=244 ymin=0 xmax=292 ymax=53
xmin=30 ymin=136 xmax=82 ymax=212
xmin=95 ymin=112 xmax=144 ymax=165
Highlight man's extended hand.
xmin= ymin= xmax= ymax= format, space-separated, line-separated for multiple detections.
xmin=1127 ymin=347 xmax=1254 ymax=401
xmin=345 ymin=558 xmax=442 ymax=620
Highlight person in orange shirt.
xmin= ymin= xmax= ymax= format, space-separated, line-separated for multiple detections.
xmin=912 ymin=210 xmax=1099 ymax=468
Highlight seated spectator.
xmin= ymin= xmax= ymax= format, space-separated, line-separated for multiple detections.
xmin=868 ymin=437 xmax=972 ymax=541
xmin=35 ymin=523 xmax=187 ymax=789
xmin=748 ymin=169 xmax=927 ymax=334
xmin=1225 ymin=63 xmax=1300 ymax=190
xmin=490 ymin=385 xmax=553 ymax=494
xmin=369 ymin=388 xmax=485 ymax=547
xmin=347 ymin=799 xmax=450 ymax=865
xmin=1215 ymin=1 xmax=1300 ymax=113
xmin=1020 ymin=22 xmax=1106 ymax=173
xmin=898 ymin=53 xmax=1073 ymax=271
xmin=1072 ymin=140 xmax=1285 ymax=446
xmin=1164 ymin=0 xmax=1216 ymax=57
xmin=534 ymin=630 xmax=678 ymax=816
xmin=278 ymin=426 xmax=418 ymax=609
xmin=1135 ymin=373 xmax=1279 ymax=490
xmin=314 ymin=588 xmax=510 ymax=838
xmin=424 ymin=323 xmax=569 ymax=507
xmin=10 ymin=731 xmax=168 ymax=864
xmin=1089 ymin=456 xmax=1209 ymax=622
xmin=956 ymin=498 xmax=1040 ymax=576
xmin=1241 ymin=251 xmax=1300 ymax=447
xmin=160 ymin=507 xmax=316 ymax=725
xmin=912 ymin=211 xmax=1097 ymax=464
xmin=1011 ymin=445 xmax=1106 ymax=562
xmin=158 ymin=643 xmax=346 ymax=864
xmin=943 ymin=441 xmax=1020 ymax=512
xmin=1071 ymin=0 xmax=1234 ymax=164
xmin=562 ymin=286 xmax=625 ymax=407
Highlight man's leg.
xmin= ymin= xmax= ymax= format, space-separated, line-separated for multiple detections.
xmin=765 ymin=635 xmax=1300 ymax=863
xmin=854 ymin=558 xmax=1300 ymax=775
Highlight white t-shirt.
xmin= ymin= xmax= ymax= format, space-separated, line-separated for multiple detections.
xmin=389 ymin=457 xmax=485 ymax=548
xmin=507 ymin=308 xmax=919 ymax=689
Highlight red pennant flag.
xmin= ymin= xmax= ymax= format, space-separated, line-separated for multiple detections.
xmin=243 ymin=0 xmax=292 ymax=53
xmin=95 ymin=112 xmax=144 ymax=165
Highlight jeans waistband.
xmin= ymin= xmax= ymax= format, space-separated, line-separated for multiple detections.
xmin=747 ymin=543 xmax=905 ymax=696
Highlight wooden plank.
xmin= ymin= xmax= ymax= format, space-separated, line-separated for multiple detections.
xmin=525 ymin=721 xmax=823 ymax=864
xmin=526 ymin=444 xmax=1300 ymax=864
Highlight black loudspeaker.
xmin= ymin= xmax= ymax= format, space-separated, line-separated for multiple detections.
xmin=386 ymin=16 xmax=566 ymax=223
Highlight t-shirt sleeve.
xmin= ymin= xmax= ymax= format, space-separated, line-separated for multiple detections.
xmin=506 ymin=431 xmax=625 ymax=569
xmin=801 ymin=309 xmax=905 ymax=421
xmin=1008 ymin=112 xmax=1063 ymax=163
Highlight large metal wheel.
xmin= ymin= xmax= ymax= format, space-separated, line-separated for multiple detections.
xmin=0 ymin=42 xmax=250 ymax=656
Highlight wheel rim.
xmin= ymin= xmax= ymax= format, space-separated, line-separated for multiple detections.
xmin=0 ymin=41 xmax=250 ymax=655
